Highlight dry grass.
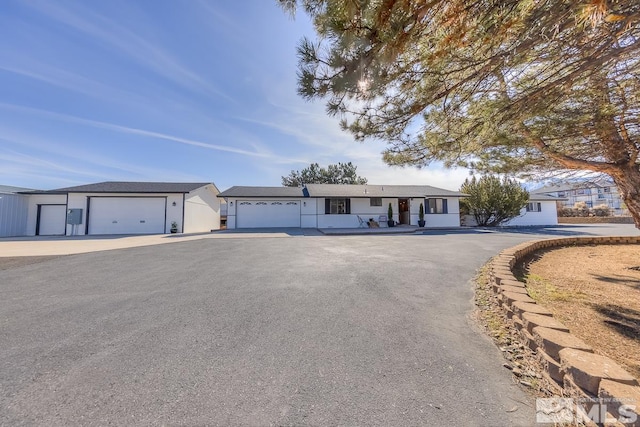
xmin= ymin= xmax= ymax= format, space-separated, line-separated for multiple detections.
xmin=520 ymin=244 xmax=640 ymax=379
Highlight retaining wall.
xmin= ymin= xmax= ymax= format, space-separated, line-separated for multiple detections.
xmin=489 ymin=236 xmax=640 ymax=423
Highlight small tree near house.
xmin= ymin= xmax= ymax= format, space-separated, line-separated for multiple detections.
xmin=460 ymin=176 xmax=529 ymax=227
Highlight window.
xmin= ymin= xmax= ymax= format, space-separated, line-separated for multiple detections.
xmin=370 ymin=197 xmax=382 ymax=207
xmin=557 ymin=191 xmax=566 ymax=197
xmin=325 ymin=198 xmax=350 ymax=214
xmin=426 ymin=198 xmax=448 ymax=214
xmin=526 ymin=202 xmax=542 ymax=212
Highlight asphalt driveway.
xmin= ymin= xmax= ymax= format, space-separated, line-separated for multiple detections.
xmin=1 ymin=225 xmax=638 ymax=426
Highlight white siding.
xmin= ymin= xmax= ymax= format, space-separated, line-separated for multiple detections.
xmin=503 ymin=201 xmax=558 ymax=226
xmin=422 ymin=197 xmax=461 ymax=227
xmin=66 ymin=193 xmax=89 ymax=235
xmin=301 ymin=198 xmax=317 ymax=228
xmin=0 ymin=193 xmax=28 ymax=237
xmin=226 ymin=199 xmax=236 ymax=229
xmin=183 ymin=185 xmax=220 ymax=233
xmin=463 ymin=200 xmax=558 ymax=226
xmin=317 ymin=197 xmax=399 ymax=228
xmin=26 ymin=194 xmax=67 ymax=236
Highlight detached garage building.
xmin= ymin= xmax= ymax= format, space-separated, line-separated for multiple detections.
xmin=21 ymin=182 xmax=221 ymax=236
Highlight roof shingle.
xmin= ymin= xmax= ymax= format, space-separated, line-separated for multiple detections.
xmin=305 ymin=184 xmax=465 ymax=198
xmin=21 ymin=181 xmax=214 ymax=194
xmin=217 ymin=184 xmax=465 ymax=198
xmin=218 ymin=186 xmax=306 ymax=198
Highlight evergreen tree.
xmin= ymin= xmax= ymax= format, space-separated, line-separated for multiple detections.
xmin=279 ymin=0 xmax=640 ymax=228
xmin=282 ymin=162 xmax=368 ymax=186
xmin=460 ymin=176 xmax=530 ymax=227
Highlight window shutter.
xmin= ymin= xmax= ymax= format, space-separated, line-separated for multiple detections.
xmin=443 ymin=199 xmax=448 ymax=214
xmin=325 ymin=198 xmax=330 ymax=214
xmin=345 ymin=198 xmax=351 ymax=214
xmin=537 ymin=202 xmax=541 ymax=212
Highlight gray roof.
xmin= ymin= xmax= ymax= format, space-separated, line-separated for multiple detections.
xmin=0 ymin=185 xmax=36 ymax=194
xmin=533 ymin=179 xmax=615 ymax=194
xmin=218 ymin=186 xmax=306 ymax=198
xmin=218 ymin=184 xmax=465 ymax=198
xmin=21 ymin=181 xmax=214 ymax=194
xmin=532 ymin=183 xmax=576 ymax=194
xmin=306 ymin=184 xmax=465 ymax=198
xmin=528 ymin=194 xmax=567 ymax=201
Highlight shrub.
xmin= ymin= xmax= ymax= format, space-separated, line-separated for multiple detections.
xmin=592 ymin=204 xmax=611 ymax=217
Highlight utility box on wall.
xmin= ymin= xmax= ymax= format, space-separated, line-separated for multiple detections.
xmin=66 ymin=209 xmax=83 ymax=224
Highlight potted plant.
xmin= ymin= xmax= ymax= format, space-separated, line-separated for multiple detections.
xmin=387 ymin=203 xmax=395 ymax=227
xmin=418 ymin=203 xmax=426 ymax=227
xmin=170 ymin=221 xmax=178 ymax=233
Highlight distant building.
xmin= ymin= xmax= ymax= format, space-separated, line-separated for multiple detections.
xmin=532 ymin=179 xmax=625 ymax=215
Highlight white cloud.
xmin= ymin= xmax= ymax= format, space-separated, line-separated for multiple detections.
xmin=0 ymin=130 xmax=206 ymax=185
xmin=0 ymin=103 xmax=308 ymax=164
xmin=22 ymin=0 xmax=233 ymax=102
xmin=237 ymin=80 xmax=472 ymax=190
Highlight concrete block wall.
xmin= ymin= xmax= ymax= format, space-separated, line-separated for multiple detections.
xmin=488 ymin=236 xmax=640 ymax=422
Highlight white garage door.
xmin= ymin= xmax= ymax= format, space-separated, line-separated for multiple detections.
xmin=38 ymin=205 xmax=66 ymax=236
xmin=89 ymin=197 xmax=166 ymax=235
xmin=236 ymin=200 xmax=301 ymax=228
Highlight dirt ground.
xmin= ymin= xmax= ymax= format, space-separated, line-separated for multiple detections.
xmin=520 ymin=244 xmax=640 ymax=379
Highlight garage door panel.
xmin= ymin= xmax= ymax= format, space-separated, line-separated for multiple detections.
xmin=38 ymin=205 xmax=66 ymax=236
xmin=237 ymin=200 xmax=300 ymax=228
xmin=89 ymin=197 xmax=166 ymax=235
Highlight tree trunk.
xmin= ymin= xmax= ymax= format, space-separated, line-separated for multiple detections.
xmin=610 ymin=165 xmax=640 ymax=229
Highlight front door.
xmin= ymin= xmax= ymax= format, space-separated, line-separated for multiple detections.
xmin=398 ymin=198 xmax=410 ymax=224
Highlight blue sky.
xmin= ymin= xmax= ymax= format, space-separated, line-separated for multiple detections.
xmin=0 ymin=0 xmax=470 ymax=191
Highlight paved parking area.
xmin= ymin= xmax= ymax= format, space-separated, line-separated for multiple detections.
xmin=0 ymin=229 xmax=321 ymax=257
xmin=1 ymin=225 xmax=638 ymax=425
xmin=2 ymin=224 xmax=637 ymax=257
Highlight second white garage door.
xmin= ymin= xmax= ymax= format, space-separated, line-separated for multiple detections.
xmin=88 ymin=197 xmax=166 ymax=235
xmin=236 ymin=200 xmax=300 ymax=228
